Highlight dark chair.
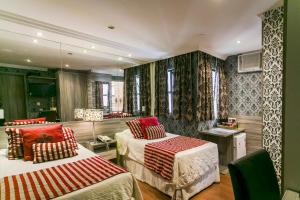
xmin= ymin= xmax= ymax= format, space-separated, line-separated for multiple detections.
xmin=228 ymin=149 xmax=280 ymax=200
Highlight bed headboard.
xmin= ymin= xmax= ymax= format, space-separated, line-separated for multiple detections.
xmin=0 ymin=117 xmax=136 ymax=149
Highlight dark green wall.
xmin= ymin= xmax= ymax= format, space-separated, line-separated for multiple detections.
xmin=283 ymin=0 xmax=300 ymax=192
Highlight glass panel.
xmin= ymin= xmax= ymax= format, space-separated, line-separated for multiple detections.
xmin=103 ymin=83 xmax=109 ymax=95
xmin=103 ymin=95 xmax=108 ymax=107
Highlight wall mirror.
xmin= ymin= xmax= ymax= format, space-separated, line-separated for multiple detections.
xmin=0 ymin=29 xmax=131 ymax=124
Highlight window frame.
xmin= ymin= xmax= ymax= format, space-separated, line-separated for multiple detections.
xmin=102 ymin=82 xmax=109 ymax=109
xmin=167 ymin=68 xmax=175 ymax=114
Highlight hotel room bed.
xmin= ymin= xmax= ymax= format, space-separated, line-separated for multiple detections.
xmin=0 ymin=143 xmax=143 ymax=200
xmin=116 ymin=129 xmax=220 ymax=200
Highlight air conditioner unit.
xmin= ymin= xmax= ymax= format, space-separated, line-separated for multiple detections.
xmin=238 ymin=51 xmax=262 ymax=73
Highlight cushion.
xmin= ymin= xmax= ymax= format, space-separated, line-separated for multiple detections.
xmin=32 ymin=140 xmax=78 ymax=163
xmin=14 ymin=117 xmax=46 ymax=123
xmin=126 ymin=119 xmax=143 ymax=139
xmin=5 ymin=128 xmax=23 ymax=159
xmin=138 ymin=117 xmax=159 ymax=139
xmin=145 ymin=124 xmax=166 ymax=140
xmin=20 ymin=124 xmax=64 ymax=161
xmin=62 ymin=127 xmax=78 ymax=149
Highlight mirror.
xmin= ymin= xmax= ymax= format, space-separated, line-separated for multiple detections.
xmin=0 ymin=29 xmax=127 ymax=124
xmin=0 ymin=30 xmax=61 ymax=123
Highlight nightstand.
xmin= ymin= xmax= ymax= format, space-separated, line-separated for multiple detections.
xmin=87 ymin=140 xmax=117 ymax=161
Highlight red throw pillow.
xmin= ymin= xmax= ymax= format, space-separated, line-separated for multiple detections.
xmin=20 ymin=124 xmax=64 ymax=161
xmin=145 ymin=124 xmax=166 ymax=140
xmin=138 ymin=117 xmax=159 ymax=139
xmin=32 ymin=140 xmax=77 ymax=163
xmin=126 ymin=119 xmax=144 ymax=139
xmin=14 ymin=117 xmax=46 ymax=123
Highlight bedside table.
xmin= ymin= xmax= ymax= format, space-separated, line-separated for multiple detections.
xmin=87 ymin=140 xmax=117 ymax=161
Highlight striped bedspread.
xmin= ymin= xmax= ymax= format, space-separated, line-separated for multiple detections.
xmin=144 ymin=136 xmax=208 ymax=180
xmin=0 ymin=156 xmax=127 ymax=200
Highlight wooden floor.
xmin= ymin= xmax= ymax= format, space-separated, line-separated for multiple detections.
xmin=138 ymin=174 xmax=234 ymax=200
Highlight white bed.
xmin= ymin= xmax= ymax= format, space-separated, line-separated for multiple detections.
xmin=116 ymin=129 xmax=220 ymax=200
xmin=0 ymin=143 xmax=143 ymax=200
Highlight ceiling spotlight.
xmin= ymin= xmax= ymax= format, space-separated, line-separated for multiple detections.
xmin=26 ymin=59 xmax=31 ymax=63
xmin=107 ymin=25 xmax=115 ymax=30
xmin=91 ymin=45 xmax=95 ymax=49
xmin=128 ymin=53 xmax=132 ymax=57
xmin=65 ymin=64 xmax=69 ymax=67
xmin=33 ymin=39 xmax=38 ymax=43
xmin=37 ymin=32 xmax=43 ymax=37
xmin=83 ymin=49 xmax=87 ymax=53
xmin=237 ymin=40 xmax=241 ymax=44
xmin=118 ymin=57 xmax=123 ymax=61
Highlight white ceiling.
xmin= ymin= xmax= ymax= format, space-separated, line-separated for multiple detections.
xmin=0 ymin=0 xmax=280 ymax=73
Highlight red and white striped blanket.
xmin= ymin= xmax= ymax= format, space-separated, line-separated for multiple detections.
xmin=144 ymin=136 xmax=208 ymax=180
xmin=0 ymin=156 xmax=127 ymax=200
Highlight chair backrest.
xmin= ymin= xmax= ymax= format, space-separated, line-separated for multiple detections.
xmin=228 ymin=149 xmax=280 ymax=200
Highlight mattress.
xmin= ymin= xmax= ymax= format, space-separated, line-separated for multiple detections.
xmin=116 ymin=129 xmax=220 ymax=188
xmin=0 ymin=144 xmax=143 ymax=200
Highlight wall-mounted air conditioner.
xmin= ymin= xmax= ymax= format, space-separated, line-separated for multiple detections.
xmin=238 ymin=51 xmax=262 ymax=73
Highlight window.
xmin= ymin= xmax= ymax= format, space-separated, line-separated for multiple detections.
xmin=102 ymin=83 xmax=109 ymax=108
xmin=212 ymin=69 xmax=219 ymax=120
xmin=111 ymin=81 xmax=124 ymax=112
xmin=167 ymin=69 xmax=175 ymax=114
xmin=135 ymin=75 xmax=141 ymax=112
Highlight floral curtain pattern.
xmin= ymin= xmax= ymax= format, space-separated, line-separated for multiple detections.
xmin=173 ymin=52 xmax=198 ymax=121
xmin=155 ymin=59 xmax=168 ymax=117
xmin=197 ymin=52 xmax=213 ymax=121
xmin=95 ymin=81 xmax=103 ymax=109
xmin=218 ymin=60 xmax=229 ymax=119
xmin=124 ymin=67 xmax=136 ymax=114
xmin=140 ymin=64 xmax=151 ymax=116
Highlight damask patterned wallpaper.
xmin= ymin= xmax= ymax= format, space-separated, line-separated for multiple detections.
xmin=225 ymin=56 xmax=263 ymax=117
xmin=262 ymin=6 xmax=284 ymax=184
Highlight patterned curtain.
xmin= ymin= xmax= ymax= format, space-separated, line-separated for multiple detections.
xmin=95 ymin=81 xmax=103 ymax=109
xmin=218 ymin=60 xmax=228 ymax=119
xmin=140 ymin=64 xmax=151 ymax=116
xmin=124 ymin=67 xmax=136 ymax=114
xmin=173 ymin=52 xmax=197 ymax=121
xmin=155 ymin=59 xmax=168 ymax=117
xmin=197 ymin=52 xmax=213 ymax=121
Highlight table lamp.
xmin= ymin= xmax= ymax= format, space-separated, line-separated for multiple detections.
xmin=74 ymin=108 xmax=85 ymax=120
xmin=84 ymin=109 xmax=103 ymax=143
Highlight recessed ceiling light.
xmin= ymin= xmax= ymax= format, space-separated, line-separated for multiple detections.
xmin=107 ymin=25 xmax=115 ymax=30
xmin=91 ymin=45 xmax=95 ymax=49
xmin=83 ymin=49 xmax=87 ymax=53
xmin=33 ymin=39 xmax=38 ymax=44
xmin=237 ymin=40 xmax=241 ymax=44
xmin=26 ymin=59 xmax=31 ymax=63
xmin=128 ymin=53 xmax=132 ymax=57
xmin=37 ymin=32 xmax=43 ymax=37
xmin=118 ymin=57 xmax=123 ymax=61
xmin=65 ymin=64 xmax=69 ymax=67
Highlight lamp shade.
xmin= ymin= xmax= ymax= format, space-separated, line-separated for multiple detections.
xmin=0 ymin=109 xmax=3 ymax=119
xmin=84 ymin=109 xmax=103 ymax=121
xmin=74 ymin=108 xmax=85 ymax=120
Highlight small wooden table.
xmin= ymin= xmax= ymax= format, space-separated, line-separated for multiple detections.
xmin=200 ymin=128 xmax=245 ymax=173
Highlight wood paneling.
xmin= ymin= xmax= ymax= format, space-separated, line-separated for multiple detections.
xmin=0 ymin=74 xmax=26 ymax=121
xmin=139 ymin=174 xmax=234 ymax=200
xmin=233 ymin=115 xmax=263 ymax=154
xmin=57 ymin=71 xmax=88 ymax=122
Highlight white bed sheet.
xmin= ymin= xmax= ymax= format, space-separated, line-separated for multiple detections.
xmin=0 ymin=144 xmax=143 ymax=200
xmin=116 ymin=129 xmax=220 ymax=188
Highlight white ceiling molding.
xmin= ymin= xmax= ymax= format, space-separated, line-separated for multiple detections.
xmin=0 ymin=9 xmax=147 ymax=64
